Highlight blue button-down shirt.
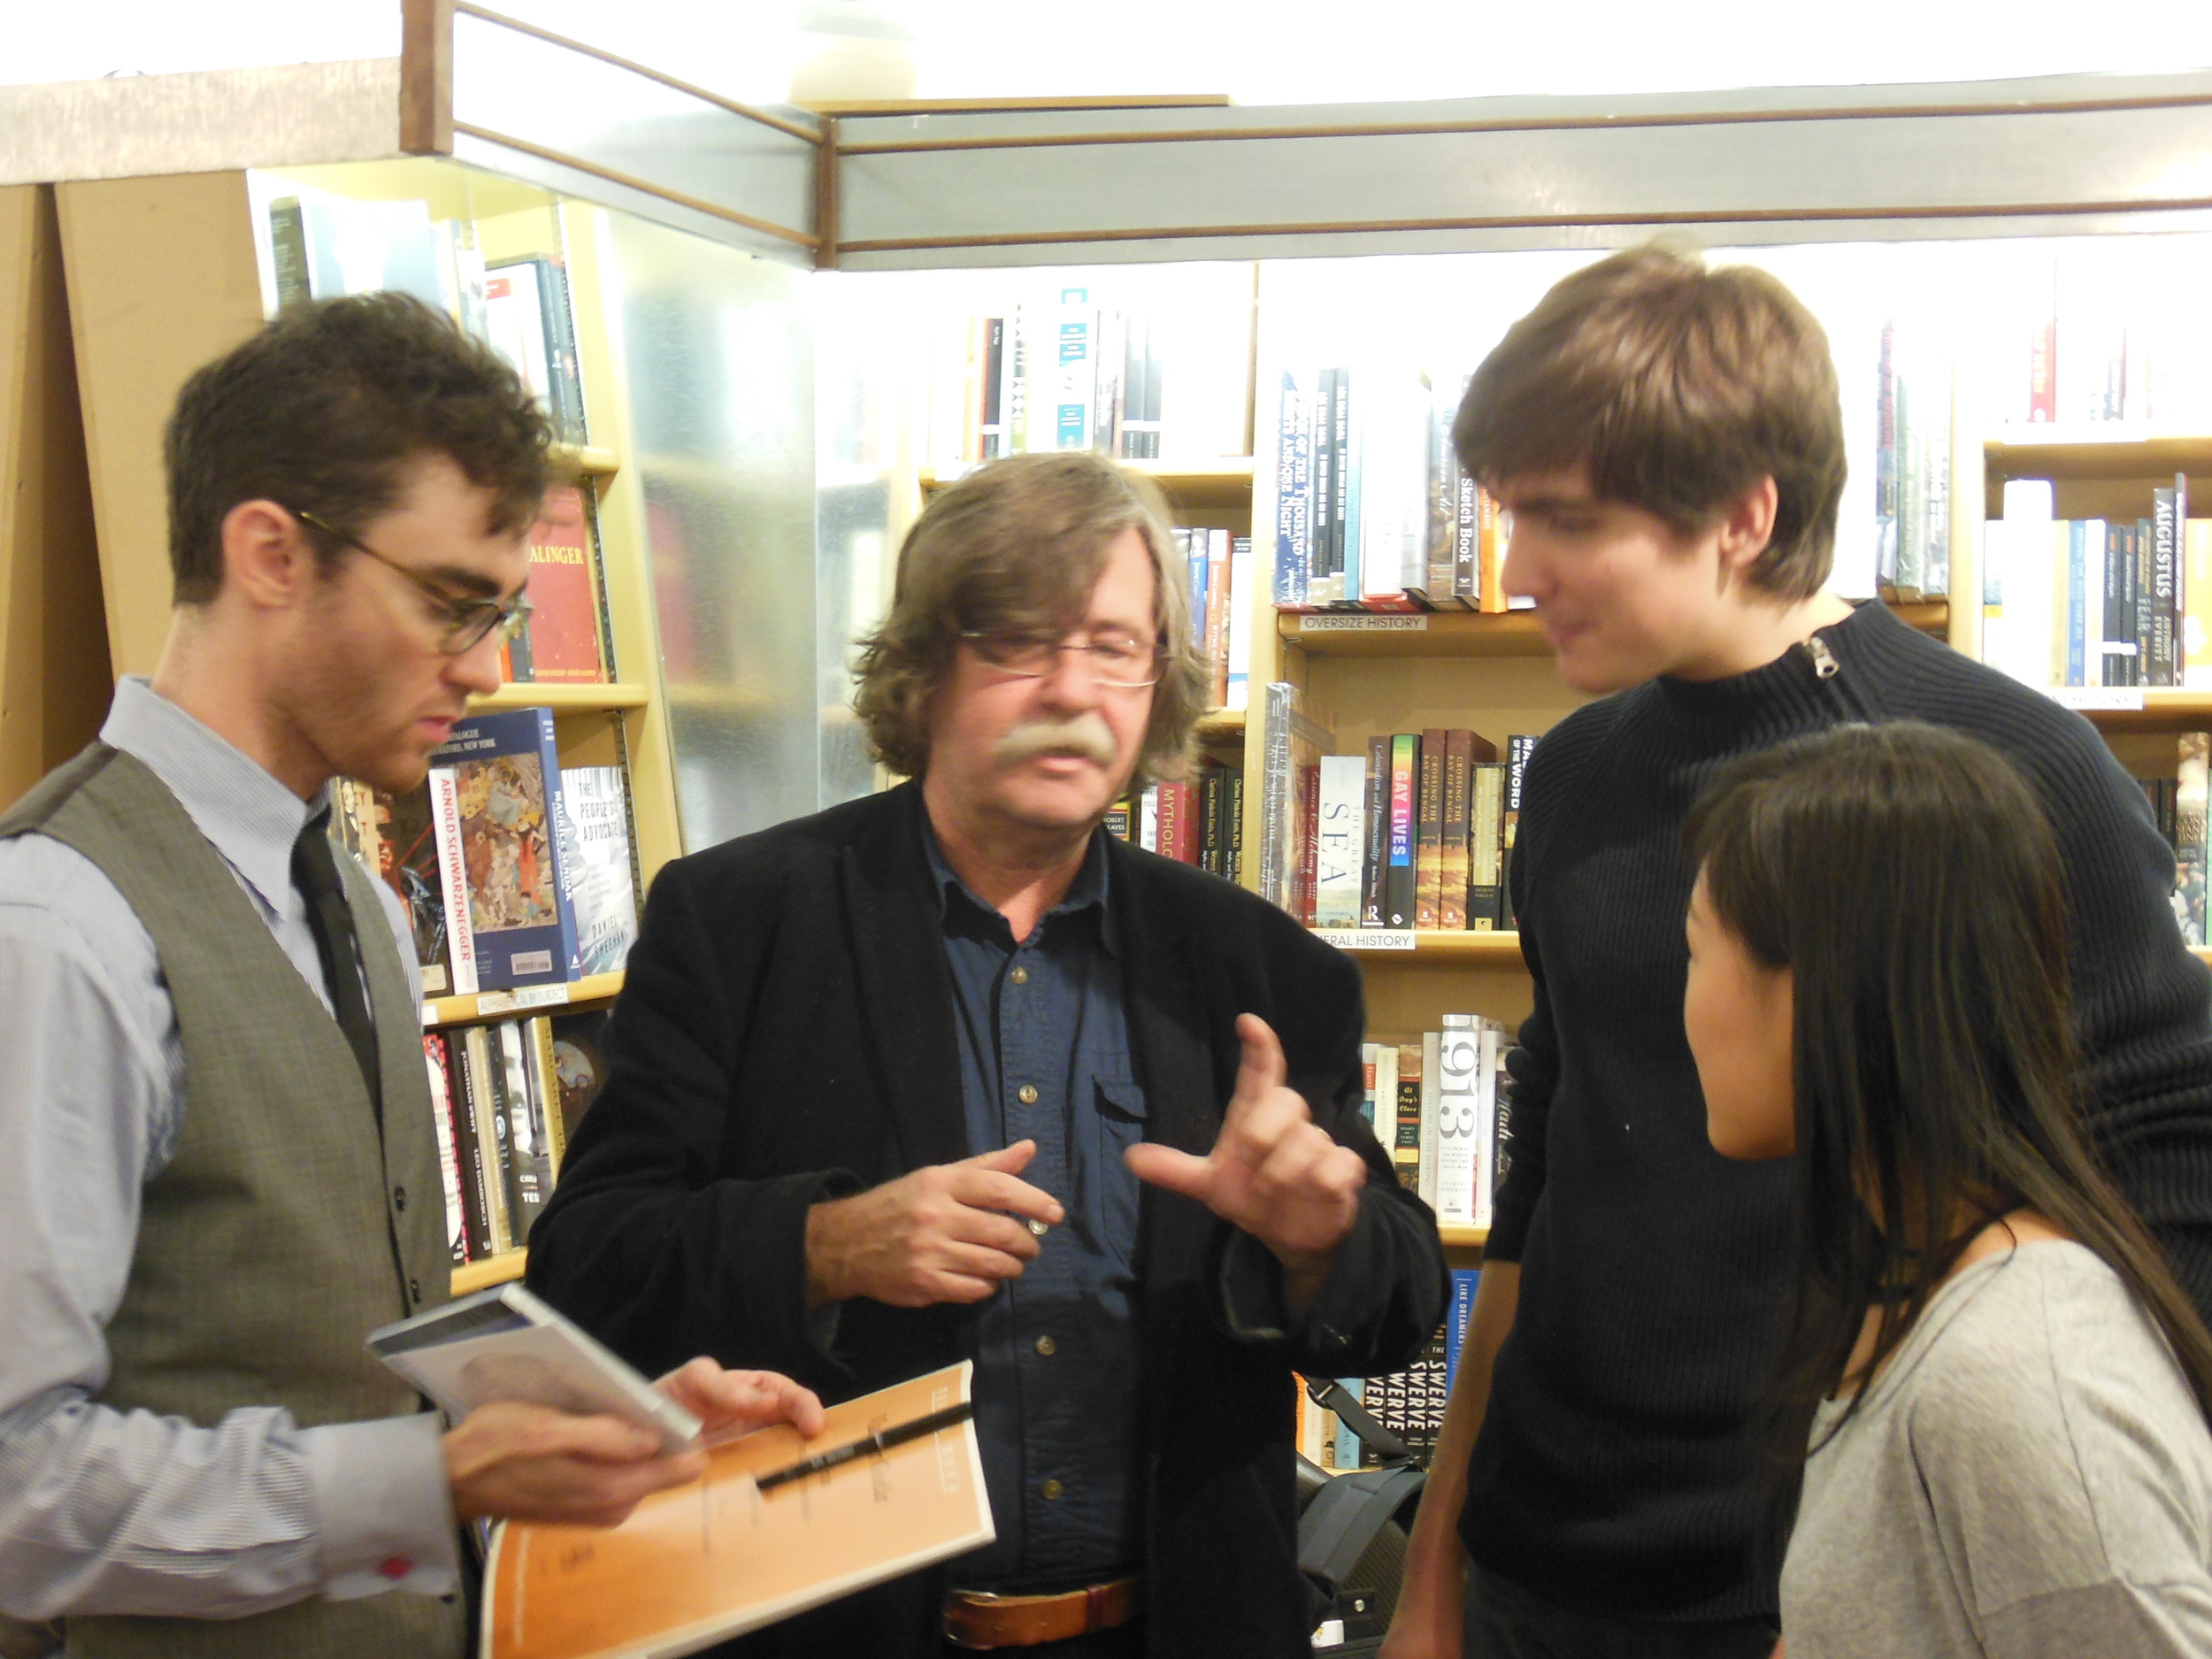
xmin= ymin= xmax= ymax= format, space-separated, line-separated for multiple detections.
xmin=924 ymin=818 xmax=1145 ymax=1589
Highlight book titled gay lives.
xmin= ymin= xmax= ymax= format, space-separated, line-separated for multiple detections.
xmin=429 ymin=710 xmax=580 ymax=995
xmin=483 ymin=1362 xmax=993 ymax=1659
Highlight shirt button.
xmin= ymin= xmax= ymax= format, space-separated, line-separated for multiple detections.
xmin=1018 ymin=1084 xmax=1039 ymax=1105
xmin=1033 ymin=1334 xmax=1056 ymax=1357
xmin=393 ymin=1186 xmax=408 ymax=1211
xmin=1041 ymin=1479 xmax=1064 ymax=1501
xmin=1010 ymin=966 xmax=1030 ymax=987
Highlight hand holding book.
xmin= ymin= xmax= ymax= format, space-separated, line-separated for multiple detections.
xmin=444 ymin=1357 xmax=826 ymax=1529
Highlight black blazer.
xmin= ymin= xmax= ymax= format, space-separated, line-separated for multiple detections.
xmin=527 ymin=782 xmax=1449 ymax=1658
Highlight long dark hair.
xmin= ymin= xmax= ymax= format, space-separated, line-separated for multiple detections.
xmin=1685 ymin=722 xmax=2212 ymax=1503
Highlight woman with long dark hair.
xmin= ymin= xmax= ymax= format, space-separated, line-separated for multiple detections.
xmin=1683 ymin=720 xmax=2212 ymax=1657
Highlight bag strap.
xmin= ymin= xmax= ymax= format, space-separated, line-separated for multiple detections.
xmin=1304 ymin=1375 xmax=1417 ymax=1466
xmin=1297 ymin=1464 xmax=1427 ymax=1591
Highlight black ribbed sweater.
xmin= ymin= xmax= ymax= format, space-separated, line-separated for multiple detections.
xmin=1459 ymin=599 xmax=2212 ymax=1621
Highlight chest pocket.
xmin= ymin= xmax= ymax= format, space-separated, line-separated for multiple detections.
xmin=1079 ymin=1077 xmax=1149 ymax=1269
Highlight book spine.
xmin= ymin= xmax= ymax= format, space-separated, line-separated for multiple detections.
xmin=1297 ymin=763 xmax=1321 ymax=925
xmin=1157 ymin=780 xmax=1186 ymax=865
xmin=1093 ymin=309 xmax=1123 ymax=457
xmin=1205 ymin=528 xmax=1231 ymax=710
xmin=268 ymin=197 xmax=311 ymax=311
xmin=2187 ymin=520 xmax=2212 ymax=689
xmin=1478 ymin=489 xmax=1506 ymax=613
xmin=1441 ymin=730 xmax=1472 ymax=931
xmin=1260 ymin=685 xmax=1292 ymax=910
xmin=2136 ymin=519 xmax=2155 ymax=690
xmin=1225 ymin=769 xmax=1244 ymax=887
xmin=422 ymin=1033 xmax=472 ymax=1264
xmin=1417 ymin=1029 xmax=1442 ymax=1209
xmin=1313 ymin=754 xmax=1366 ymax=927
xmin=1309 ymin=369 xmax=1336 ymax=605
xmin=2066 ymin=520 xmax=2086 ymax=687
xmin=1198 ymin=765 xmax=1221 ymax=877
xmin=1386 ymin=733 xmax=1419 ymax=929
xmin=979 ymin=317 xmax=1006 ymax=458
xmin=1272 ymin=373 xmax=1308 ymax=607
xmin=427 ymin=764 xmax=479 ymax=996
xmin=1492 ymin=1029 xmax=1515 ymax=1193
xmin=1874 ymin=320 xmax=1899 ymax=594
xmin=1119 ymin=316 xmax=1148 ymax=460
xmin=484 ymin=1023 xmax=533 ymax=1245
xmin=464 ymin=1026 xmax=514 ymax=1254
xmin=1454 ymin=470 xmax=1480 ymax=610
xmin=1053 ymin=291 xmax=1094 ymax=450
xmin=2154 ymin=486 xmax=2181 ymax=687
xmin=1433 ymin=1016 xmax=1480 ymax=1225
xmin=2180 ymin=733 xmax=2208 ymax=947
xmin=1501 ymin=735 xmax=1536 ymax=932
xmin=1468 ymin=762 xmax=1504 ymax=929
xmin=1415 ymin=728 xmax=1445 ymax=930
xmin=443 ymin=1029 xmax=492 ymax=1260
xmin=1428 ymin=379 xmax=1458 ymax=604
xmin=1339 ymin=369 xmax=1360 ymax=603
xmin=540 ymin=711 xmax=585 ymax=981
xmin=1226 ymin=535 xmax=1254 ymax=710
xmin=1393 ymin=1042 xmax=1421 ymax=1192
xmin=535 ymin=260 xmax=588 ymax=444
xmin=1361 ymin=733 xmax=1389 ymax=927
xmin=528 ymin=1014 xmax=568 ymax=1176
xmin=1445 ymin=1268 xmax=1482 ymax=1393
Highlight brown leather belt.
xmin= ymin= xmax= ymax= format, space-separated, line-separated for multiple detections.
xmin=942 ymin=1576 xmax=1144 ymax=1649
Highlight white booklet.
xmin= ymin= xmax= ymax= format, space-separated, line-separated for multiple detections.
xmin=367 ymin=1282 xmax=701 ymax=1453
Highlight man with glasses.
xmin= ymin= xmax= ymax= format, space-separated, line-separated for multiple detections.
xmin=526 ymin=450 xmax=1449 ymax=1658
xmin=0 ymin=294 xmax=823 ymax=1659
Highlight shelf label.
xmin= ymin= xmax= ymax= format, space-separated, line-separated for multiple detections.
xmin=1313 ymin=928 xmax=1417 ymax=951
xmin=1299 ymin=614 xmax=1429 ymax=634
xmin=474 ymin=983 xmax=575 ymax=1017
xmin=2047 ymin=687 xmax=2144 ymax=711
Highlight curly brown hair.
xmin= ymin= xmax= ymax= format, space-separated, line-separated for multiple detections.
xmin=853 ymin=452 xmax=1208 ymax=789
xmin=165 ymin=291 xmax=549 ymax=605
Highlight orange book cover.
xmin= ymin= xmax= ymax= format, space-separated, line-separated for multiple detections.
xmin=1477 ymin=488 xmax=1507 ymax=614
xmin=524 ymin=487 xmax=610 ymax=685
xmin=484 ymin=1363 xmax=990 ymax=1659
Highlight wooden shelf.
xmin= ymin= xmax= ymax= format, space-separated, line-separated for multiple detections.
xmin=467 ymin=682 xmax=652 ymax=716
xmin=1439 ymin=1225 xmax=1488 ymax=1251
xmin=1985 ymin=426 xmax=2212 ymax=480
xmin=424 ymin=970 xmax=624 ymax=1029
xmin=1194 ymin=708 xmax=1247 ymax=742
xmin=2053 ymin=689 xmax=2212 ymax=733
xmin=919 ymin=457 xmax=1255 ymax=510
xmin=1313 ymin=927 xmax=1525 ymax=964
xmin=2196 ymin=948 xmax=2212 ymax=967
xmin=1283 ymin=602 xmax=1949 ymax=658
xmin=549 ymin=442 xmax=621 ymax=481
xmin=452 ymin=1249 xmax=528 ymax=1295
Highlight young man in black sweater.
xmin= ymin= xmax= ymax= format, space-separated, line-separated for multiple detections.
xmin=1381 ymin=245 xmax=2212 ymax=1659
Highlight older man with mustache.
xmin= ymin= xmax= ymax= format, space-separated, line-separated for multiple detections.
xmin=526 ymin=451 xmax=1449 ymax=1659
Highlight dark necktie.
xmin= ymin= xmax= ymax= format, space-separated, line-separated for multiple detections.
xmin=294 ymin=812 xmax=383 ymax=1124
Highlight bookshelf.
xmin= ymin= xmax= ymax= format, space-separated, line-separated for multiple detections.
xmin=49 ymin=159 xmax=710 ymax=1297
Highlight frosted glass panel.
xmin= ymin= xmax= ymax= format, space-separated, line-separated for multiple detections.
xmin=603 ymin=211 xmax=819 ymax=849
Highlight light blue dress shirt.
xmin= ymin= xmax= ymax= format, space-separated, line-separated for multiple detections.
xmin=0 ymin=680 xmax=458 ymax=1623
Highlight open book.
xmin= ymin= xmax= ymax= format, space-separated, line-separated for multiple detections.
xmin=483 ymin=1361 xmax=993 ymax=1659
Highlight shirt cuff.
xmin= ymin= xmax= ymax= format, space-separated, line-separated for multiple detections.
xmin=302 ymin=1415 xmax=460 ymax=1601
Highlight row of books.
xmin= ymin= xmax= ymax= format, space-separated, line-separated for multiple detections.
xmin=1873 ymin=319 xmax=1954 ymax=603
xmin=1278 ymin=727 xmax=1538 ymax=933
xmin=2006 ymin=246 xmax=2212 ymax=431
xmin=933 ymin=296 xmax=1162 ymax=462
xmin=419 ymin=1010 xmax=611 ymax=1265
xmin=1982 ymin=480 xmax=2210 ymax=690
xmin=264 ymin=188 xmax=588 ymax=443
xmin=331 ymin=709 xmax=641 ymax=1000
xmin=1176 ymin=528 xmax=1255 ymax=712
xmin=498 ymin=484 xmax=618 ymax=687
xmin=1103 ymin=760 xmax=1244 ymax=884
xmin=1269 ymin=365 xmax=1526 ymax=614
xmin=1364 ymin=1017 xmax=1515 ymax=1231
xmin=1295 ymin=1269 xmax=1482 ymax=1472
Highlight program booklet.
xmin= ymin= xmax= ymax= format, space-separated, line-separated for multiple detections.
xmin=483 ymin=1362 xmax=992 ymax=1659
xmin=367 ymin=1283 xmax=700 ymax=1453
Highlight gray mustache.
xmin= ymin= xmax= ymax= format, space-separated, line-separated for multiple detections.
xmin=995 ymin=713 xmax=1118 ymax=768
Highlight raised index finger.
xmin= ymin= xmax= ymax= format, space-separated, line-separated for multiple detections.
xmin=1226 ymin=1013 xmax=1289 ymax=1116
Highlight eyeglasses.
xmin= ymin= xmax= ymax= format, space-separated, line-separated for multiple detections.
xmin=961 ymin=630 xmax=1164 ymax=689
xmin=295 ymin=509 xmax=532 ymax=656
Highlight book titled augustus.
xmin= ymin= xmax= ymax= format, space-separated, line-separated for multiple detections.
xmin=557 ymin=767 xmax=641 ymax=977
xmin=429 ymin=709 xmax=580 ymax=994
xmin=518 ymin=487 xmax=610 ymax=685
